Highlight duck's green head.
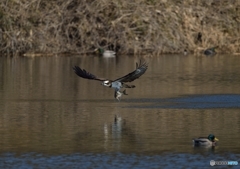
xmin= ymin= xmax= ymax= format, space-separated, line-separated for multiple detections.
xmin=208 ymin=134 xmax=219 ymax=142
xmin=211 ymin=46 xmax=219 ymax=52
xmin=211 ymin=48 xmax=216 ymax=52
xmin=95 ymin=48 xmax=104 ymax=54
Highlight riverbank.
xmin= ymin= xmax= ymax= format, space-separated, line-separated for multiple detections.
xmin=0 ymin=0 xmax=239 ymax=56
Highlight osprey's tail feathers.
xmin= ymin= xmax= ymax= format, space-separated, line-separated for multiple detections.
xmin=122 ymin=83 xmax=135 ymax=88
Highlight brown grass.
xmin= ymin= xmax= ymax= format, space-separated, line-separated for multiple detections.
xmin=0 ymin=0 xmax=239 ymax=56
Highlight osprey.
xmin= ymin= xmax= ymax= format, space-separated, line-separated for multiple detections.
xmin=73 ymin=60 xmax=148 ymax=100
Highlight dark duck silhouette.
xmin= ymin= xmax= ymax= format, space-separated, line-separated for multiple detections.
xmin=204 ymin=46 xmax=218 ymax=56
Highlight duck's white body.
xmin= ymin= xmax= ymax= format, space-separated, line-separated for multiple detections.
xmin=95 ymin=48 xmax=116 ymax=57
xmin=102 ymin=50 xmax=116 ymax=57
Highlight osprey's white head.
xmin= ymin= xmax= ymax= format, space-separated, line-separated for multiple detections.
xmin=102 ymin=80 xmax=112 ymax=87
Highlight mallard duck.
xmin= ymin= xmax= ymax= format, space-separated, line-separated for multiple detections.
xmin=204 ymin=46 xmax=218 ymax=56
xmin=95 ymin=48 xmax=116 ymax=57
xmin=192 ymin=134 xmax=219 ymax=146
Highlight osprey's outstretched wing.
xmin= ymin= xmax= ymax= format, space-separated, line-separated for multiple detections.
xmin=73 ymin=66 xmax=107 ymax=81
xmin=113 ymin=60 xmax=148 ymax=83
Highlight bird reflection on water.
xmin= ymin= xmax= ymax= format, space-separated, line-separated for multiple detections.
xmin=103 ymin=114 xmax=140 ymax=152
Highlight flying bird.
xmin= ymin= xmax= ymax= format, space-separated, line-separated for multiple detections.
xmin=73 ymin=60 xmax=148 ymax=100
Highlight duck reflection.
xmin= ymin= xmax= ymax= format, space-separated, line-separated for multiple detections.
xmin=193 ymin=144 xmax=217 ymax=154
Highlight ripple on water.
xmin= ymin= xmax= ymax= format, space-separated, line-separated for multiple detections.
xmin=125 ymin=94 xmax=240 ymax=109
xmin=0 ymin=152 xmax=239 ymax=169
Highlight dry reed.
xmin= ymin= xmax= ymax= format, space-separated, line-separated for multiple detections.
xmin=0 ymin=0 xmax=239 ymax=56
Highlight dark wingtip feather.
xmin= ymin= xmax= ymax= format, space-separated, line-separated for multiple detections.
xmin=73 ymin=66 xmax=83 ymax=77
xmin=138 ymin=59 xmax=148 ymax=68
xmin=73 ymin=66 xmax=91 ymax=79
xmin=73 ymin=65 xmax=106 ymax=81
xmin=112 ymin=59 xmax=149 ymax=83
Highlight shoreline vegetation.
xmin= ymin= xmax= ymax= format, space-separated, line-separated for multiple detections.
xmin=0 ymin=0 xmax=239 ymax=56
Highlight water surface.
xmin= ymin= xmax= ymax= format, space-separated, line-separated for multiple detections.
xmin=0 ymin=55 xmax=240 ymax=168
